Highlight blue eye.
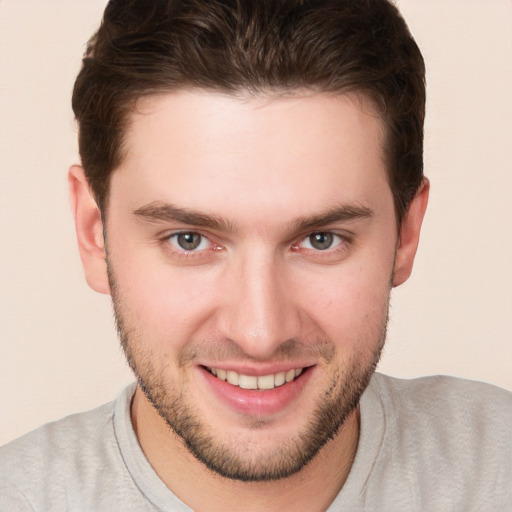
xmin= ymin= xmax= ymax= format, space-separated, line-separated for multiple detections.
xmin=169 ymin=232 xmax=211 ymax=251
xmin=300 ymin=232 xmax=343 ymax=251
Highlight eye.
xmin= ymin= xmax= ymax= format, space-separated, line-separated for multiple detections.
xmin=168 ymin=231 xmax=211 ymax=251
xmin=299 ymin=232 xmax=343 ymax=251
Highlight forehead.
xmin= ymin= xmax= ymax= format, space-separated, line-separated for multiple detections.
xmin=111 ymin=89 xmax=391 ymax=225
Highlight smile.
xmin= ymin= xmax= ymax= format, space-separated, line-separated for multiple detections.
xmin=207 ymin=367 xmax=304 ymax=390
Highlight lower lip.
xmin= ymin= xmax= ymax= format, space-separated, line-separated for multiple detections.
xmin=198 ymin=366 xmax=313 ymax=416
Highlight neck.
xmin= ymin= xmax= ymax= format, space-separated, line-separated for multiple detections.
xmin=132 ymin=388 xmax=360 ymax=512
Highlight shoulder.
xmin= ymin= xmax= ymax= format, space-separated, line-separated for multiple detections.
xmin=0 ymin=387 xmax=136 ymax=510
xmin=367 ymin=373 xmax=512 ymax=508
xmin=1 ymin=399 xmax=117 ymax=470
xmin=371 ymin=372 xmax=512 ymax=424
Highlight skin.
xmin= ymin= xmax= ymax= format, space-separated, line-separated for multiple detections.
xmin=69 ymin=90 xmax=428 ymax=512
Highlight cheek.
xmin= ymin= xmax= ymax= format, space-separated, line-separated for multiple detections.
xmin=300 ymin=260 xmax=392 ymax=346
xmin=109 ymin=246 xmax=220 ymax=345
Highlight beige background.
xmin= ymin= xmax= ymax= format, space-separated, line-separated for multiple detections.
xmin=1 ymin=0 xmax=511 ymax=445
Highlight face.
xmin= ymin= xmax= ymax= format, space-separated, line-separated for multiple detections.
xmin=77 ymin=90 xmax=421 ymax=481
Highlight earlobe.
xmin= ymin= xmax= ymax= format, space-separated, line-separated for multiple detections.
xmin=68 ymin=165 xmax=111 ymax=295
xmin=392 ymin=178 xmax=430 ymax=287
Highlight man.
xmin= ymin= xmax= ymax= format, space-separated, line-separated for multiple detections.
xmin=1 ymin=0 xmax=510 ymax=510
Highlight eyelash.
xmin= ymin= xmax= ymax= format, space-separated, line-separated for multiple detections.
xmin=294 ymin=232 xmax=346 ymax=251
xmin=161 ymin=230 xmax=352 ymax=259
xmin=163 ymin=231 xmax=219 ymax=257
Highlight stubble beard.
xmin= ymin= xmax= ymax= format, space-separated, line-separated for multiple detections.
xmin=108 ymin=266 xmax=387 ymax=482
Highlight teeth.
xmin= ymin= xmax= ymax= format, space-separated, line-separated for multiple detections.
xmin=257 ymin=374 xmax=275 ymax=390
xmin=226 ymin=370 xmax=239 ymax=386
xmin=274 ymin=372 xmax=285 ymax=386
xmin=239 ymin=375 xmax=258 ymax=390
xmin=208 ymin=367 xmax=304 ymax=390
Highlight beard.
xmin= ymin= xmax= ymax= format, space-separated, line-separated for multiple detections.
xmin=108 ymin=264 xmax=387 ymax=482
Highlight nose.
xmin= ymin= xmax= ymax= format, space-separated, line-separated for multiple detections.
xmin=216 ymin=248 xmax=302 ymax=359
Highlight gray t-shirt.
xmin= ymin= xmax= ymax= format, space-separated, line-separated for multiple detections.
xmin=1 ymin=373 xmax=511 ymax=511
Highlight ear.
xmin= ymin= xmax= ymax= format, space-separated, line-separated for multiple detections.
xmin=392 ymin=178 xmax=430 ymax=287
xmin=68 ymin=165 xmax=111 ymax=295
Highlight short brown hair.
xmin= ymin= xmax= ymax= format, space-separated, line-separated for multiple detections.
xmin=72 ymin=0 xmax=425 ymax=222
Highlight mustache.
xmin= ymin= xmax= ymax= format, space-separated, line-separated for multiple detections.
xmin=177 ymin=337 xmax=336 ymax=368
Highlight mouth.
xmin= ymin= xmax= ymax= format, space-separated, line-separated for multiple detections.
xmin=200 ymin=364 xmax=314 ymax=416
xmin=205 ymin=366 xmax=305 ymax=390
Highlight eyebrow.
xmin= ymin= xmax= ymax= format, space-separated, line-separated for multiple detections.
xmin=133 ymin=202 xmax=238 ymax=232
xmin=133 ymin=201 xmax=373 ymax=233
xmin=291 ymin=204 xmax=373 ymax=232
